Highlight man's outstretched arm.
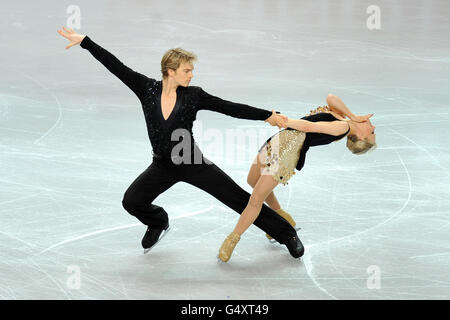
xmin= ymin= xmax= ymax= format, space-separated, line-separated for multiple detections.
xmin=196 ymin=88 xmax=287 ymax=128
xmin=79 ymin=36 xmax=150 ymax=101
xmin=57 ymin=27 xmax=150 ymax=101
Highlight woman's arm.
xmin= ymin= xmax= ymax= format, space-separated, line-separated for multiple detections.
xmin=326 ymin=94 xmax=374 ymax=122
xmin=326 ymin=94 xmax=355 ymax=119
xmin=57 ymin=27 xmax=149 ymax=101
xmin=287 ymin=119 xmax=349 ymax=136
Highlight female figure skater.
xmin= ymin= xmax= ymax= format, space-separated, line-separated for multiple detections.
xmin=218 ymin=94 xmax=376 ymax=262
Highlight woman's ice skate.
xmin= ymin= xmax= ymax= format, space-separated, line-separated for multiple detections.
xmin=218 ymin=232 xmax=241 ymax=262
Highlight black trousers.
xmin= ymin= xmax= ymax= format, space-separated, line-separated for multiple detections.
xmin=122 ymin=157 xmax=296 ymax=244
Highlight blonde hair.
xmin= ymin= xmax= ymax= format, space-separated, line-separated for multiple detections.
xmin=161 ymin=48 xmax=197 ymax=78
xmin=346 ymin=135 xmax=377 ymax=155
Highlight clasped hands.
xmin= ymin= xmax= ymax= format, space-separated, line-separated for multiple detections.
xmin=265 ymin=110 xmax=289 ymax=129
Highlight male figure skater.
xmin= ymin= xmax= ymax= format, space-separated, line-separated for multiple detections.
xmin=57 ymin=27 xmax=304 ymax=259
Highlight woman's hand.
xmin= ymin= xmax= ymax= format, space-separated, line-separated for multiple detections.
xmin=57 ymin=27 xmax=86 ymax=49
xmin=265 ymin=110 xmax=288 ymax=129
xmin=350 ymin=113 xmax=373 ymax=123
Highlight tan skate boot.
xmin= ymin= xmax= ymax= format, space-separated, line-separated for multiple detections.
xmin=218 ymin=232 xmax=241 ymax=262
xmin=266 ymin=208 xmax=296 ymax=240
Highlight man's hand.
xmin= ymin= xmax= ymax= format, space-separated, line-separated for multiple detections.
xmin=265 ymin=110 xmax=288 ymax=129
xmin=57 ymin=26 xmax=86 ymax=49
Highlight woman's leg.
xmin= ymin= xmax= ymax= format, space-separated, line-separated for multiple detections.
xmin=247 ymin=153 xmax=281 ymax=210
xmin=247 ymin=151 xmax=298 ymax=240
xmin=233 ymin=174 xmax=279 ymax=236
xmin=180 ymin=160 xmax=295 ymax=241
xmin=218 ymin=173 xmax=280 ymax=262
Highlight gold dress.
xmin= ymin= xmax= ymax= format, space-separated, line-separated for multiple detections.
xmin=259 ymin=106 xmax=331 ymax=186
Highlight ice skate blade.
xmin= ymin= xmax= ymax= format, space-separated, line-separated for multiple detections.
xmin=143 ymin=226 xmax=171 ymax=255
xmin=217 ymin=255 xmax=228 ymax=264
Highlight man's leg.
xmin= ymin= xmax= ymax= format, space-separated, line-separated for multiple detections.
xmin=122 ymin=159 xmax=179 ymax=228
xmin=180 ymin=161 xmax=296 ymax=244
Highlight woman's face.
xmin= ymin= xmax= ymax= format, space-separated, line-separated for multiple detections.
xmin=359 ymin=119 xmax=376 ymax=144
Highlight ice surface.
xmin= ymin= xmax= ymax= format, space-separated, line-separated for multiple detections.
xmin=1 ymin=0 xmax=449 ymax=299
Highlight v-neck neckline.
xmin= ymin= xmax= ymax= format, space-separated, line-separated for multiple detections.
xmin=158 ymin=81 xmax=181 ymax=123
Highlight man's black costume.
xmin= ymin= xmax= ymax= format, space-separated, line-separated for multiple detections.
xmin=80 ymin=36 xmax=301 ymax=254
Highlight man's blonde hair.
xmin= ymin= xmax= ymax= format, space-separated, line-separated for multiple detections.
xmin=161 ymin=48 xmax=197 ymax=78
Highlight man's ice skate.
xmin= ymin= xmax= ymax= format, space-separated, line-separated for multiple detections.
xmin=266 ymin=208 xmax=301 ymax=243
xmin=284 ymin=234 xmax=305 ymax=259
xmin=267 ymin=226 xmax=302 ymax=244
xmin=142 ymin=224 xmax=170 ymax=254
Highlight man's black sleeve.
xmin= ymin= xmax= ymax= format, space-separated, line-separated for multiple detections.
xmin=80 ymin=36 xmax=151 ymax=101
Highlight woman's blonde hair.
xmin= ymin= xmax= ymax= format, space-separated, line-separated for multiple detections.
xmin=346 ymin=135 xmax=377 ymax=155
xmin=161 ymin=48 xmax=197 ymax=78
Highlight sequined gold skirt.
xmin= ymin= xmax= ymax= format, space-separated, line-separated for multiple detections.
xmin=259 ymin=129 xmax=306 ymax=186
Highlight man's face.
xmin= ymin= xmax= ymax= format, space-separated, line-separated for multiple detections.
xmin=171 ymin=62 xmax=194 ymax=87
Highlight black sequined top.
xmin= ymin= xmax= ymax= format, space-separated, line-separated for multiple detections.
xmin=259 ymin=112 xmax=350 ymax=171
xmin=80 ymin=36 xmax=274 ymax=162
